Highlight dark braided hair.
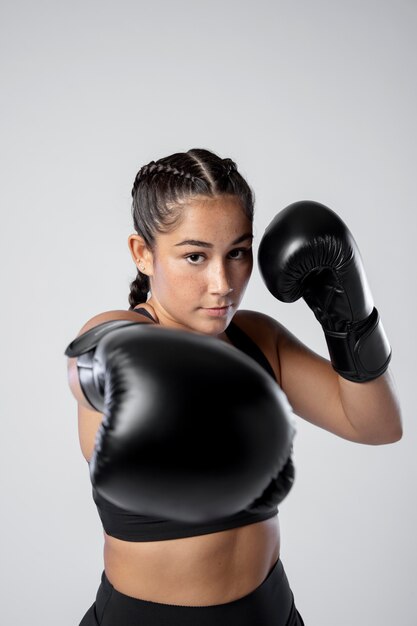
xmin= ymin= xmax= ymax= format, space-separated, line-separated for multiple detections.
xmin=128 ymin=147 xmax=255 ymax=309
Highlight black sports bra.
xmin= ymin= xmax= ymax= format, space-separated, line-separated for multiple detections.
xmin=91 ymin=307 xmax=281 ymax=541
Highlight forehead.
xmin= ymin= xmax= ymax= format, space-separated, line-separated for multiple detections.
xmin=171 ymin=196 xmax=252 ymax=238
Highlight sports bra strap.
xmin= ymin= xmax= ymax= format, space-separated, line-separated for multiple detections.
xmin=131 ymin=307 xmax=157 ymax=322
xmin=225 ymin=321 xmax=277 ymax=381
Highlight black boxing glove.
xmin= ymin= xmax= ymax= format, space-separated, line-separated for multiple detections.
xmin=65 ymin=322 xmax=296 ymax=523
xmin=65 ymin=319 xmax=141 ymax=412
xmin=258 ymin=200 xmax=392 ymax=382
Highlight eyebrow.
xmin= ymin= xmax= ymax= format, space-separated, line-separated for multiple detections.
xmin=174 ymin=233 xmax=253 ymax=248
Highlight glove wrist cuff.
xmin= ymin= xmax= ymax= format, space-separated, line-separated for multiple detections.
xmin=64 ymin=319 xmax=146 ymax=413
xmin=323 ymin=307 xmax=392 ymax=382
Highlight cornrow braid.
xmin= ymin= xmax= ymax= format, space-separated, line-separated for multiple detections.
xmin=222 ymin=158 xmax=237 ymax=176
xmin=131 ymin=160 xmax=198 ymax=197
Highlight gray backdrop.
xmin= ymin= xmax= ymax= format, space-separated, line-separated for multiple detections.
xmin=1 ymin=1 xmax=416 ymax=624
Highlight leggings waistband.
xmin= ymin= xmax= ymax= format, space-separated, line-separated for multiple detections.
xmin=80 ymin=557 xmax=304 ymax=625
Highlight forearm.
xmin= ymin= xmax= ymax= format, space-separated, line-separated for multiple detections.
xmin=337 ymin=366 xmax=403 ymax=445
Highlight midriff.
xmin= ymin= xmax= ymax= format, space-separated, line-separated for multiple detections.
xmin=103 ymin=515 xmax=280 ymax=606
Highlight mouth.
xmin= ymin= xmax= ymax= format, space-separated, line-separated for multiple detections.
xmin=202 ymin=305 xmax=232 ymax=317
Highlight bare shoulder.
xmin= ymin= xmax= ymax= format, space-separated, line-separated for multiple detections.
xmin=233 ymin=308 xmax=292 ymax=343
xmin=232 ymin=309 xmax=283 ymax=385
xmin=75 ymin=307 xmax=155 ymax=336
xmin=233 ymin=308 xmax=280 ymax=330
xmin=233 ymin=308 xmax=302 ymax=346
xmin=232 ymin=309 xmax=314 ymax=388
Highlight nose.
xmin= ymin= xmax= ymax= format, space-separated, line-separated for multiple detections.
xmin=208 ymin=260 xmax=234 ymax=297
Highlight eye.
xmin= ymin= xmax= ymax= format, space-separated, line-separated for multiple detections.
xmin=185 ymin=253 xmax=206 ymax=265
xmin=228 ymin=247 xmax=252 ymax=259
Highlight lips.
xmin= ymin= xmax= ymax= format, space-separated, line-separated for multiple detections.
xmin=202 ymin=305 xmax=232 ymax=317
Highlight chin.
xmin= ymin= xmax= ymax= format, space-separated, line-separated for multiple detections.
xmin=202 ymin=317 xmax=231 ymax=336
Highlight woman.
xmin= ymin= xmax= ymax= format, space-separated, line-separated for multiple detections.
xmin=66 ymin=147 xmax=402 ymax=625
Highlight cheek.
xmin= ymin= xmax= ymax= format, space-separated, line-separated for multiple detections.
xmin=155 ymin=260 xmax=206 ymax=297
xmin=180 ymin=269 xmax=208 ymax=297
xmin=235 ymin=259 xmax=253 ymax=287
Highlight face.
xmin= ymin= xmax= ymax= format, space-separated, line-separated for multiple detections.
xmin=145 ymin=195 xmax=253 ymax=335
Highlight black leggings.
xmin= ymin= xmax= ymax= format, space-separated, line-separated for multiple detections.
xmin=79 ymin=557 xmax=305 ymax=625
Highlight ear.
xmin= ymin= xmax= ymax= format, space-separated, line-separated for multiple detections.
xmin=127 ymin=234 xmax=154 ymax=276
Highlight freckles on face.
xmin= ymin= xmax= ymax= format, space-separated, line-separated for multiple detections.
xmin=148 ymin=196 xmax=253 ymax=331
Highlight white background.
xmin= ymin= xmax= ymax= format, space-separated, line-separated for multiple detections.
xmin=1 ymin=1 xmax=416 ymax=624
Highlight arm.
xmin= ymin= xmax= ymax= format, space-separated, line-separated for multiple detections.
xmin=275 ymin=320 xmax=402 ymax=445
xmin=257 ymin=201 xmax=403 ymax=446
